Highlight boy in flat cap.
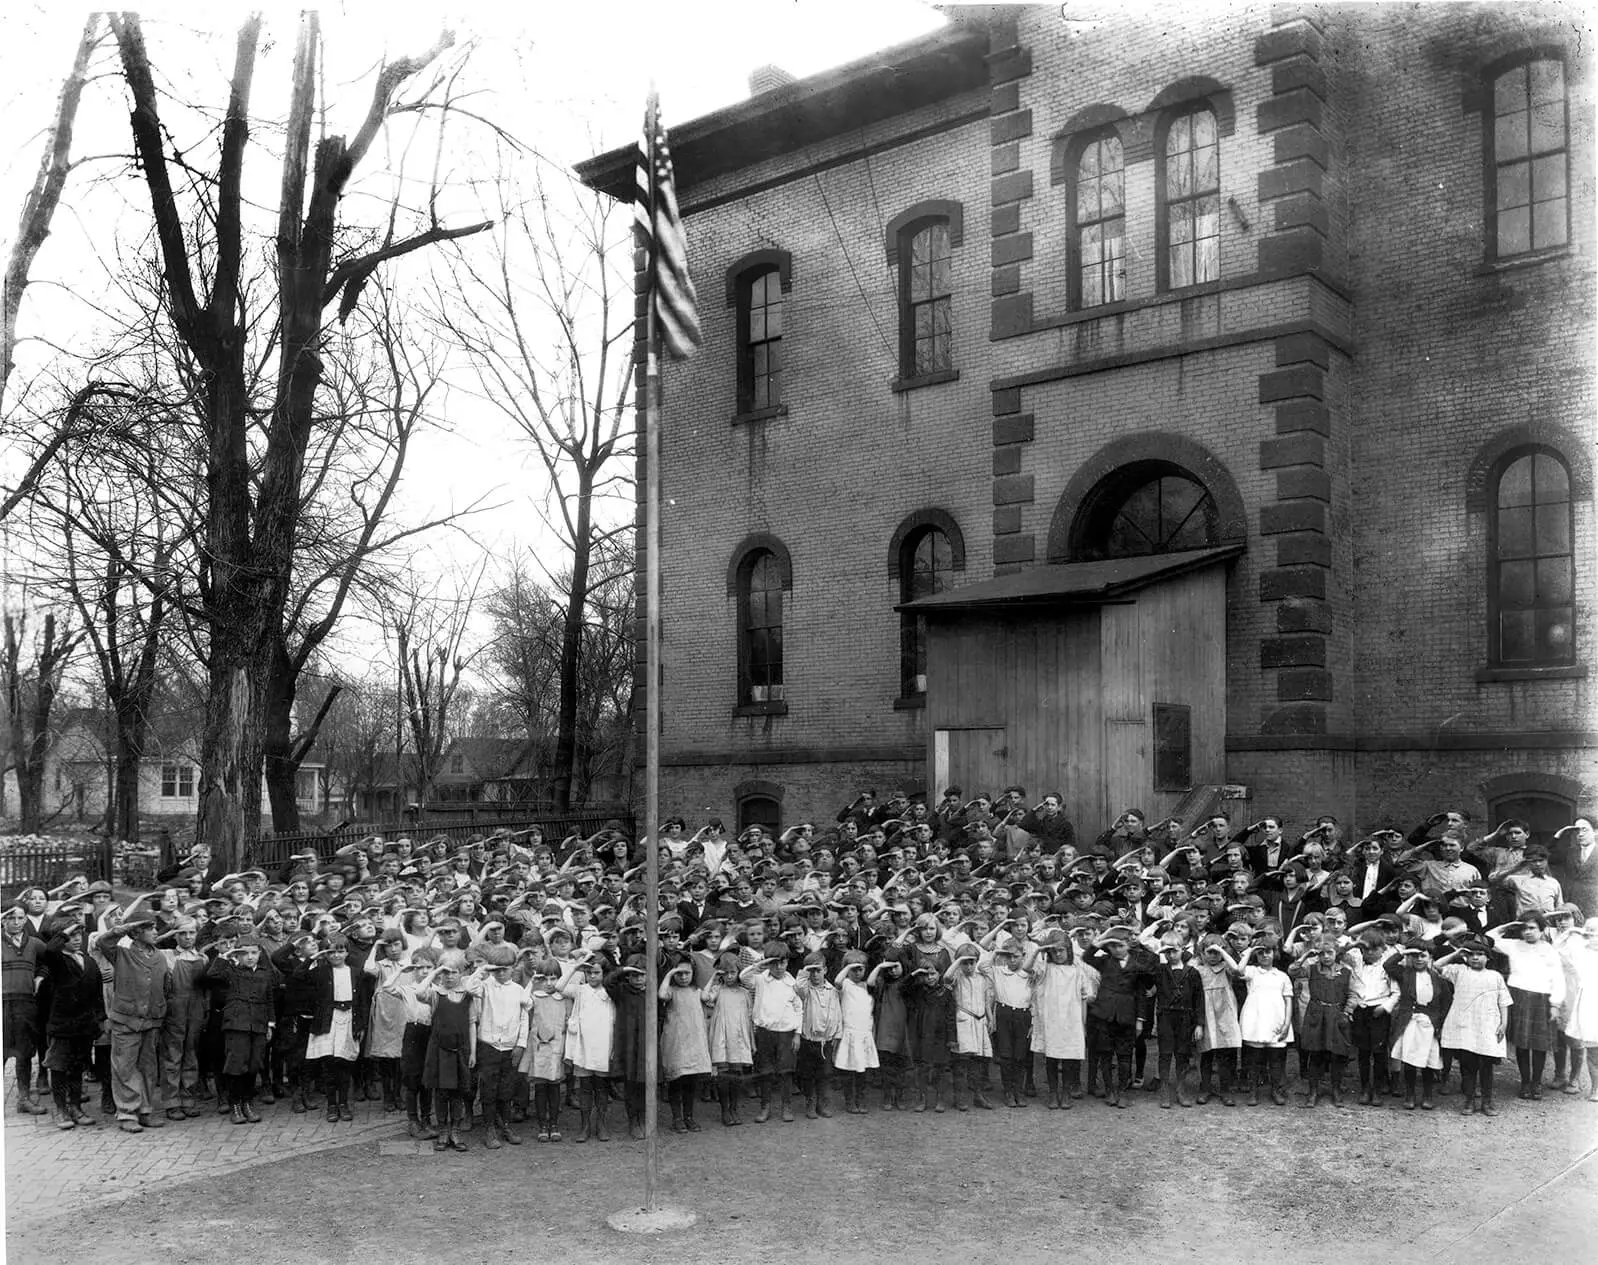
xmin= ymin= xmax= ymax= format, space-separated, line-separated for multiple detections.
xmin=740 ymin=941 xmax=802 ymax=1122
xmin=93 ymin=914 xmax=170 ymax=1132
xmin=2 ymin=904 xmax=44 ymax=1116
xmin=203 ymin=931 xmax=280 ymax=1125
xmin=37 ymin=903 xmax=104 ymax=1130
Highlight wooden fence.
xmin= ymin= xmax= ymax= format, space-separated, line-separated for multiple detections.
xmin=0 ymin=839 xmax=114 ymax=896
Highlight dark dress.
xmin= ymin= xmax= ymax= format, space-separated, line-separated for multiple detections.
xmin=423 ymin=993 xmax=472 ymax=1091
xmin=1296 ymin=962 xmax=1355 ymax=1057
xmin=605 ymin=971 xmax=650 ymax=1082
xmin=900 ymin=944 xmax=954 ymax=1066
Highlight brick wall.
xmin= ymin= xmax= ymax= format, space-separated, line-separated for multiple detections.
xmin=637 ymin=3 xmax=1597 ymax=835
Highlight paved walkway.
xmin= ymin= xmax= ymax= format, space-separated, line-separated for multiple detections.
xmin=3 ymin=1082 xmax=399 ymax=1228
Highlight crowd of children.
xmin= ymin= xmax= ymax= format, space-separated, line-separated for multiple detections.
xmin=4 ymin=790 xmax=1596 ymax=1147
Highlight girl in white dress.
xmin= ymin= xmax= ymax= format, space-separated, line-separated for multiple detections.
xmin=1435 ymin=938 xmax=1512 ymax=1116
xmin=558 ymin=951 xmax=616 ymax=1142
xmin=304 ymin=934 xmax=361 ymax=1122
xmin=1029 ymin=928 xmax=1100 ymax=1103
xmin=832 ymin=951 xmax=882 ymax=1114
xmin=658 ymin=957 xmax=713 ymax=1133
xmin=1239 ymin=944 xmax=1294 ymax=1106
xmin=1559 ymin=918 xmax=1598 ymax=1100
xmin=705 ymin=952 xmax=755 ymax=1125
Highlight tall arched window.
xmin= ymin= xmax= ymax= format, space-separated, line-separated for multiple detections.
xmin=739 ymin=549 xmax=786 ymax=704
xmin=899 ymin=527 xmax=954 ymax=698
xmin=900 ymin=220 xmax=953 ymax=377
xmin=1489 ymin=56 xmax=1569 ymax=259
xmin=1159 ymin=105 xmax=1220 ymax=290
xmin=1071 ymin=129 xmax=1125 ymax=308
xmin=1076 ymin=462 xmax=1220 ymax=560
xmin=739 ymin=267 xmax=783 ymax=412
xmin=1490 ymin=449 xmax=1575 ymax=666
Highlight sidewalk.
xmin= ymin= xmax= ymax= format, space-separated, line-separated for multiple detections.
xmin=3 ymin=1083 xmax=399 ymax=1228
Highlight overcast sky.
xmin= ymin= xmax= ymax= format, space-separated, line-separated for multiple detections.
xmin=0 ymin=0 xmax=947 ymax=667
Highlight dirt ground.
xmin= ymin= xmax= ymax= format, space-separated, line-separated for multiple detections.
xmin=8 ymin=1085 xmax=1597 ymax=1265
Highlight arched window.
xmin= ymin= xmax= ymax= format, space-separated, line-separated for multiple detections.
xmin=738 ymin=548 xmax=787 ymax=705
xmin=737 ymin=793 xmax=782 ymax=838
xmin=739 ymin=267 xmax=783 ymax=412
xmin=1490 ymin=449 xmax=1575 ymax=666
xmin=1076 ymin=462 xmax=1220 ymax=560
xmin=899 ymin=526 xmax=954 ymax=698
xmin=1158 ymin=105 xmax=1220 ymax=290
xmin=1070 ymin=129 xmax=1125 ymax=308
xmin=900 ymin=220 xmax=953 ymax=378
xmin=1489 ymin=56 xmax=1569 ymax=259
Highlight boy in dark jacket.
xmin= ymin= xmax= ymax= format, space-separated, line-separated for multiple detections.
xmin=203 ymin=932 xmax=280 ymax=1124
xmin=36 ymin=903 xmax=105 ymax=1130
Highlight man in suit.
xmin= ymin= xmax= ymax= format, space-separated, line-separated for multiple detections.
xmin=676 ymin=876 xmax=712 ymax=937
xmin=1237 ymin=817 xmax=1288 ymax=874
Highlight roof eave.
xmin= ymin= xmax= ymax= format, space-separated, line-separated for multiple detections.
xmin=575 ymin=21 xmax=986 ymax=201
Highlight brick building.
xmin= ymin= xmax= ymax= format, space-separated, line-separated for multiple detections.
xmin=579 ymin=3 xmax=1595 ymax=851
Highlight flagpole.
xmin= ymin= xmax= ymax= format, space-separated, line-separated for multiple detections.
xmin=641 ymin=86 xmax=664 ymax=1217
xmin=609 ymin=84 xmax=694 ymax=1237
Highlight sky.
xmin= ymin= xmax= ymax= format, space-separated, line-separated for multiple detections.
xmin=0 ymin=0 xmax=949 ymax=664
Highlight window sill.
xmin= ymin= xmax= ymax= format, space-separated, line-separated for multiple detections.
xmin=735 ymin=701 xmax=790 ymax=717
xmin=1475 ymin=663 xmax=1586 ymax=683
xmin=1475 ymin=247 xmax=1573 ymax=277
xmin=731 ymin=403 xmax=789 ymax=427
xmin=893 ymin=695 xmax=927 ymax=711
xmin=892 ymin=368 xmax=960 ymax=393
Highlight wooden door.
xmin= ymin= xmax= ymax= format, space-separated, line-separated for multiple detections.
xmin=935 ymin=727 xmax=1011 ymax=797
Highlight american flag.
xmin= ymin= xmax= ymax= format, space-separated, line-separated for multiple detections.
xmin=635 ymin=95 xmax=702 ymax=361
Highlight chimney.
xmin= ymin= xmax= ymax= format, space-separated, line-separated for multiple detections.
xmin=748 ymin=64 xmax=797 ymax=97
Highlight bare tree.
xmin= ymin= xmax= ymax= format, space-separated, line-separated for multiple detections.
xmin=387 ymin=572 xmax=484 ymax=809
xmin=108 ymin=13 xmax=492 ymax=866
xmin=2 ymin=607 xmax=82 ymax=832
xmin=481 ymin=539 xmax=635 ymax=805
xmin=440 ymin=165 xmax=634 ymax=810
xmin=262 ymin=287 xmax=481 ymax=832
xmin=1 ymin=16 xmax=102 ymax=426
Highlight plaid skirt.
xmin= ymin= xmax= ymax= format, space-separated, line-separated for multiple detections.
xmin=1507 ymin=987 xmax=1555 ymax=1052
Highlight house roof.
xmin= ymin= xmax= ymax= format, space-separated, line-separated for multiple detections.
xmin=438 ymin=737 xmax=538 ymax=783
xmin=576 ymin=20 xmax=988 ymax=201
xmin=896 ymin=545 xmax=1245 ymax=615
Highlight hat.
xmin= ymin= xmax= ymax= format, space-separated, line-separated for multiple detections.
xmin=83 ymin=880 xmax=114 ymax=897
xmin=762 ymin=941 xmax=790 ymax=964
xmin=119 ymin=914 xmax=158 ymax=934
xmin=953 ymin=942 xmax=980 ymax=962
xmin=478 ymin=943 xmax=517 ymax=969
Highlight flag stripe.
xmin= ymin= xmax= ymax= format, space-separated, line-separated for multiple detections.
xmin=637 ymin=96 xmax=702 ymax=361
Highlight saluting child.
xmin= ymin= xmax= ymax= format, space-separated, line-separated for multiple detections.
xmin=794 ymin=950 xmax=842 ymax=1119
xmin=659 ymin=955 xmax=713 ymax=1132
xmin=418 ymin=950 xmax=476 ymax=1152
xmin=705 ymin=951 xmax=754 ymax=1125
xmin=832 ymin=950 xmax=883 ymax=1114
xmin=944 ymin=942 xmax=994 ymax=1112
xmin=1239 ymin=941 xmax=1294 ymax=1106
xmin=520 ymin=958 xmax=569 ymax=1141
xmin=559 ymin=949 xmax=616 ymax=1143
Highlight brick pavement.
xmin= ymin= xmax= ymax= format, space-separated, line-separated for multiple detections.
xmin=3 ymin=1081 xmax=399 ymax=1228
